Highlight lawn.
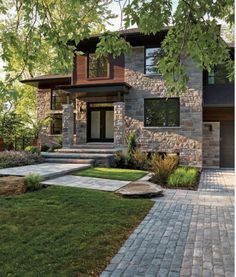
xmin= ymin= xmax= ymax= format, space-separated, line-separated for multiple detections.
xmin=73 ymin=167 xmax=148 ymax=181
xmin=0 ymin=186 xmax=153 ymax=276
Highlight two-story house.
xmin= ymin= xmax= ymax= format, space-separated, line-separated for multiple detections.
xmin=21 ymin=28 xmax=234 ymax=168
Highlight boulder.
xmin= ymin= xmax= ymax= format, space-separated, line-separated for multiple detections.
xmin=0 ymin=176 xmax=26 ymax=195
xmin=116 ymin=181 xmax=164 ymax=198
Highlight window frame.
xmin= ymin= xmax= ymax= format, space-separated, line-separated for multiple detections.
xmin=144 ymin=97 xmax=180 ymax=127
xmin=50 ymin=113 xmax=63 ymax=135
xmin=87 ymin=53 xmax=110 ymax=80
xmin=144 ymin=46 xmax=163 ymax=76
xmin=51 ymin=89 xmax=68 ymax=110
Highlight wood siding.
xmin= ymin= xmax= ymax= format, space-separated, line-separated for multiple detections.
xmin=203 ymin=107 xmax=234 ymax=121
xmin=72 ymin=54 xmax=124 ymax=85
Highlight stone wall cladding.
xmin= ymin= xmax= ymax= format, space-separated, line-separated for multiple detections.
xmin=114 ymin=102 xmax=125 ymax=147
xmin=124 ymin=46 xmax=203 ymax=167
xmin=76 ymin=99 xmax=87 ymax=144
xmin=62 ymin=104 xmax=74 ymax=148
xmin=203 ymin=122 xmax=220 ymax=168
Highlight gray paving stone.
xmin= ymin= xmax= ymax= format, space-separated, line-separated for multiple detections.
xmin=100 ymin=169 xmax=234 ymax=276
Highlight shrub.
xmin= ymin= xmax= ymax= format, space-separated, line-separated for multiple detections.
xmin=149 ymin=153 xmax=179 ymax=185
xmin=25 ymin=146 xmax=40 ymax=154
xmin=0 ymin=151 xmax=44 ymax=168
xmin=24 ymin=173 xmax=43 ymax=191
xmin=41 ymin=144 xmax=50 ymax=152
xmin=113 ymin=151 xmax=126 ymax=168
xmin=168 ymin=167 xmax=198 ymax=187
xmin=127 ymin=131 xmax=136 ymax=159
xmin=130 ymin=149 xmax=148 ymax=170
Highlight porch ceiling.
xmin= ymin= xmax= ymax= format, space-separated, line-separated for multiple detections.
xmin=57 ymin=82 xmax=131 ymax=97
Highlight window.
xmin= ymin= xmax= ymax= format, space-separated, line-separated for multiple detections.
xmin=88 ymin=53 xmax=109 ymax=78
xmin=51 ymin=90 xmax=67 ymax=110
xmin=145 ymin=47 xmax=164 ymax=75
xmin=51 ymin=114 xmax=62 ymax=135
xmin=208 ymin=64 xmax=233 ymax=85
xmin=51 ymin=114 xmax=76 ymax=135
xmin=144 ymin=98 xmax=180 ymax=127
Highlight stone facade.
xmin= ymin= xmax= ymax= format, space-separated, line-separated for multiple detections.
xmin=62 ymin=104 xmax=74 ymax=148
xmin=124 ymin=47 xmax=203 ymax=167
xmin=114 ymin=102 xmax=125 ymax=147
xmin=203 ymin=122 xmax=220 ymax=168
xmin=76 ymin=99 xmax=87 ymax=144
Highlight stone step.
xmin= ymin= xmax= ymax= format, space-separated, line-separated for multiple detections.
xmin=56 ymin=148 xmax=120 ymax=154
xmin=45 ymin=158 xmax=95 ymax=165
xmin=72 ymin=143 xmax=115 ymax=149
xmin=42 ymin=152 xmax=114 ymax=159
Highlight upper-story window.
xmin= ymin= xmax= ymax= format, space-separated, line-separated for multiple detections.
xmin=51 ymin=90 xmax=67 ymax=110
xmin=208 ymin=64 xmax=233 ymax=85
xmin=88 ymin=53 xmax=109 ymax=79
xmin=145 ymin=47 xmax=164 ymax=75
xmin=144 ymin=98 xmax=180 ymax=127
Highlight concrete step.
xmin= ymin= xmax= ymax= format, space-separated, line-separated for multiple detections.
xmin=45 ymin=158 xmax=94 ymax=165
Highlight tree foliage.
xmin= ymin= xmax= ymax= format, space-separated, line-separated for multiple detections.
xmin=0 ymin=0 xmax=234 ymax=93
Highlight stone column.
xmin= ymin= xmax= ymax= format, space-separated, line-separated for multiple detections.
xmin=62 ymin=104 xmax=74 ymax=148
xmin=114 ymin=102 xmax=125 ymax=147
xmin=76 ymin=99 xmax=87 ymax=144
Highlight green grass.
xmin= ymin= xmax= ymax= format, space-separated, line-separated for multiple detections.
xmin=168 ymin=167 xmax=199 ymax=188
xmin=73 ymin=167 xmax=148 ymax=181
xmin=0 ymin=186 xmax=152 ymax=276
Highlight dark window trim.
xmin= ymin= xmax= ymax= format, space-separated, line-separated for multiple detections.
xmin=87 ymin=53 xmax=110 ymax=80
xmin=144 ymin=97 xmax=180 ymax=127
xmin=144 ymin=45 xmax=162 ymax=75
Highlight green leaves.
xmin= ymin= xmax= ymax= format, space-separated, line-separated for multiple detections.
xmin=96 ymin=32 xmax=131 ymax=58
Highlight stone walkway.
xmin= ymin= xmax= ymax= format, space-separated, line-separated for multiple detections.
xmin=101 ymin=169 xmax=234 ymax=277
xmin=0 ymin=163 xmax=90 ymax=179
xmin=41 ymin=175 xmax=129 ymax=191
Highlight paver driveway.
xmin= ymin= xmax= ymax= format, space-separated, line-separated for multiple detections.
xmin=101 ymin=169 xmax=234 ymax=277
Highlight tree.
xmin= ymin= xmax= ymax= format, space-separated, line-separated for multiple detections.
xmin=0 ymin=0 xmax=234 ymax=93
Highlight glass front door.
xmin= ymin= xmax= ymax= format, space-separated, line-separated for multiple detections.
xmin=88 ymin=104 xmax=114 ymax=142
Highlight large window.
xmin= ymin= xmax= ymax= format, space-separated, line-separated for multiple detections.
xmin=51 ymin=90 xmax=67 ymax=110
xmin=88 ymin=53 xmax=109 ymax=79
xmin=51 ymin=114 xmax=62 ymax=135
xmin=208 ymin=64 xmax=233 ymax=85
xmin=144 ymin=98 xmax=180 ymax=127
xmin=145 ymin=47 xmax=164 ymax=75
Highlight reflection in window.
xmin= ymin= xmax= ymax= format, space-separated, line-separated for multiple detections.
xmin=51 ymin=90 xmax=67 ymax=110
xmin=145 ymin=47 xmax=164 ymax=75
xmin=88 ymin=53 xmax=108 ymax=78
xmin=51 ymin=114 xmax=62 ymax=134
xmin=208 ymin=64 xmax=233 ymax=85
xmin=144 ymin=98 xmax=180 ymax=127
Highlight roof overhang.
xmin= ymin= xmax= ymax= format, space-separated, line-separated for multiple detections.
xmin=58 ymin=82 xmax=131 ymax=97
xmin=20 ymin=74 xmax=71 ymax=88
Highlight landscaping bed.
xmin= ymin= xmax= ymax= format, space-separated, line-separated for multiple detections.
xmin=73 ymin=167 xmax=148 ymax=181
xmin=0 ymin=186 xmax=153 ymax=276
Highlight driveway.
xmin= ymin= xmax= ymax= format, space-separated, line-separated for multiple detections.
xmin=101 ymin=169 xmax=234 ymax=277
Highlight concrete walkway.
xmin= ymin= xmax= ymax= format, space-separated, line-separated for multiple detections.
xmin=101 ymin=169 xmax=234 ymax=277
xmin=0 ymin=163 xmax=90 ymax=179
xmin=41 ymin=175 xmax=129 ymax=191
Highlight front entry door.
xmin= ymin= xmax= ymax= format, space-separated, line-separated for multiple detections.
xmin=88 ymin=104 xmax=114 ymax=142
xmin=220 ymin=121 xmax=234 ymax=168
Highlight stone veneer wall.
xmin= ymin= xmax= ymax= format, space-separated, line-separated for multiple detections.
xmin=124 ymin=46 xmax=203 ymax=167
xmin=203 ymin=122 xmax=220 ymax=168
xmin=62 ymin=104 xmax=74 ymax=148
xmin=76 ymin=99 xmax=87 ymax=144
xmin=114 ymin=102 xmax=125 ymax=147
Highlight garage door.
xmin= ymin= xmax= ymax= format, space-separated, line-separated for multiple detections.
xmin=220 ymin=121 xmax=234 ymax=168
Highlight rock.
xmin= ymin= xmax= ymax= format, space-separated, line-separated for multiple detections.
xmin=116 ymin=181 xmax=164 ymax=198
xmin=0 ymin=176 xmax=26 ymax=195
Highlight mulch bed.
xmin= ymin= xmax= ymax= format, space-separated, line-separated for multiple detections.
xmin=0 ymin=176 xmax=26 ymax=196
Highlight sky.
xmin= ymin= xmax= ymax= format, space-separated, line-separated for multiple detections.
xmin=107 ymin=0 xmax=179 ymax=30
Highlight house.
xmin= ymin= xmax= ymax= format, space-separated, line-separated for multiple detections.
xmin=21 ymin=28 xmax=234 ymax=168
